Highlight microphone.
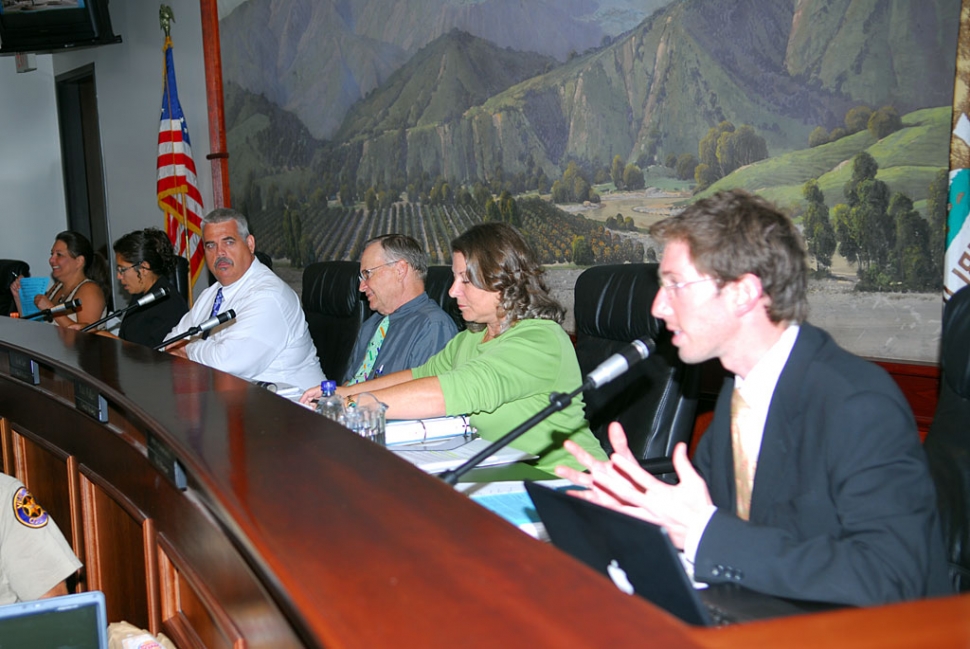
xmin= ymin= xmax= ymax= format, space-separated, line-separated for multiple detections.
xmin=582 ymin=336 xmax=656 ymax=390
xmin=24 ymin=298 xmax=82 ymax=320
xmin=438 ymin=337 xmax=655 ymax=486
xmin=153 ymin=309 xmax=236 ymax=351
xmin=81 ymin=285 xmax=170 ymax=332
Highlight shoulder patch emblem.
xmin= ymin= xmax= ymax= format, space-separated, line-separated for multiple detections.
xmin=12 ymin=487 xmax=49 ymax=528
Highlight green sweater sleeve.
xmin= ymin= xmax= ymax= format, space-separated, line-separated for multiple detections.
xmin=432 ymin=324 xmax=564 ymax=416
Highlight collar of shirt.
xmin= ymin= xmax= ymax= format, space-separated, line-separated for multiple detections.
xmin=387 ymin=292 xmax=429 ymax=322
xmin=214 ymin=256 xmax=263 ymax=306
xmin=733 ymin=323 xmax=800 ymax=443
xmin=681 ymin=323 xmax=801 ymax=563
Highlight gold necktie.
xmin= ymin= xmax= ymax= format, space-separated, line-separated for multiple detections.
xmin=730 ymin=388 xmax=756 ymax=521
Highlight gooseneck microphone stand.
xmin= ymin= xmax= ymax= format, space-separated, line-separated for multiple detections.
xmin=436 ymin=336 xmax=657 ymax=486
xmin=437 ymin=385 xmax=582 ymax=486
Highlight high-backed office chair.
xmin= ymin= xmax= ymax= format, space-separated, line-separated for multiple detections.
xmin=425 ymin=266 xmax=465 ymax=332
xmin=255 ymin=250 xmax=273 ymax=270
xmin=168 ymin=256 xmax=190 ymax=303
xmin=573 ymin=264 xmax=700 ymax=469
xmin=302 ymin=261 xmax=371 ymax=381
xmin=924 ymin=284 xmax=970 ymax=593
xmin=0 ymin=259 xmax=30 ymax=316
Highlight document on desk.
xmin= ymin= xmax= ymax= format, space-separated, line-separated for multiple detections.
xmin=455 ymin=479 xmax=574 ymax=540
xmin=18 ymin=277 xmax=48 ymax=317
xmin=390 ymin=437 xmax=533 ymax=473
xmin=385 ymin=415 xmax=472 ymax=446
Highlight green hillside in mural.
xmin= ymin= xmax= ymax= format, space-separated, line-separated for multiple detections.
xmin=699 ymin=107 xmax=951 ymax=215
xmin=222 ymin=0 xmax=959 ymax=286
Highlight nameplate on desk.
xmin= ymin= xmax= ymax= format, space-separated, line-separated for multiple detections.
xmin=74 ymin=381 xmax=109 ymax=423
xmin=8 ymin=351 xmax=39 ymax=385
xmin=146 ymin=433 xmax=187 ymax=490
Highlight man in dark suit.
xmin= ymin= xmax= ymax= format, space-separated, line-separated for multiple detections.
xmin=557 ymin=189 xmax=951 ymax=606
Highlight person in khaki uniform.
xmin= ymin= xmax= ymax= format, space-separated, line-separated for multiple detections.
xmin=0 ymin=473 xmax=81 ymax=604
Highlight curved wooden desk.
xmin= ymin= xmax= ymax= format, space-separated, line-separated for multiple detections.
xmin=0 ymin=318 xmax=966 ymax=648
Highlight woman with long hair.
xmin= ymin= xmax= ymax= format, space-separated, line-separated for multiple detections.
xmin=11 ymin=231 xmax=109 ymax=328
xmin=110 ymin=228 xmax=189 ymax=347
xmin=302 ymin=222 xmax=607 ymax=474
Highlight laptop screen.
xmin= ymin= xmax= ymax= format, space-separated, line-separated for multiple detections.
xmin=0 ymin=591 xmax=108 ymax=649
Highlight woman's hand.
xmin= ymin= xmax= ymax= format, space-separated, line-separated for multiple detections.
xmin=34 ymin=293 xmax=55 ymax=311
xmin=299 ymin=385 xmax=322 ymax=406
xmin=9 ymin=275 xmax=23 ymax=313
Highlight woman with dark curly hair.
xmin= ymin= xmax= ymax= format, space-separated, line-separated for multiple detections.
xmin=109 ymin=228 xmax=189 ymax=347
xmin=303 ymin=222 xmax=607 ymax=473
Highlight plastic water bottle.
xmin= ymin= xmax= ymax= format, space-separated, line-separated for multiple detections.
xmin=315 ymin=380 xmax=344 ymax=422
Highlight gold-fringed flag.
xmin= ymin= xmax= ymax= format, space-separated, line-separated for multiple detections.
xmin=946 ymin=0 xmax=970 ymax=298
xmin=157 ymin=34 xmax=204 ymax=290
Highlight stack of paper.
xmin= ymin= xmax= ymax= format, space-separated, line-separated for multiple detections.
xmin=385 ymin=416 xmax=472 ymax=446
xmin=390 ymin=437 xmax=533 ymax=473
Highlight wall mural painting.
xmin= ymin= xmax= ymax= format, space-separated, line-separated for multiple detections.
xmin=218 ymin=0 xmax=962 ymax=361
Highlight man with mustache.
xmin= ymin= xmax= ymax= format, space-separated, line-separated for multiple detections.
xmin=164 ymin=208 xmax=324 ymax=390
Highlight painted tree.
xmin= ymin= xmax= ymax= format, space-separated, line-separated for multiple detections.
xmin=868 ymin=106 xmax=902 ymax=139
xmin=838 ymin=152 xmax=893 ymax=274
xmin=676 ymin=153 xmax=698 ymax=181
xmin=927 ymin=169 xmax=948 ymax=271
xmin=889 ymin=193 xmax=936 ymax=291
xmin=845 ymin=105 xmax=873 ymax=134
xmin=622 ymin=163 xmax=645 ymax=190
xmin=801 ymin=180 xmax=836 ymax=272
xmin=610 ymin=155 xmax=625 ymax=189
xmin=571 ymin=235 xmax=593 ymax=266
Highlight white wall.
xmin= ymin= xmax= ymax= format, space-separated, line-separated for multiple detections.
xmin=0 ymin=54 xmax=66 ymax=283
xmin=0 ymin=0 xmax=213 ymax=303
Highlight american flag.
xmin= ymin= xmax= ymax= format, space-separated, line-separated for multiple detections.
xmin=157 ymin=35 xmax=204 ymax=290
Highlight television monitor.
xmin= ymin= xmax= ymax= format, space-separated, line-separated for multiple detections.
xmin=0 ymin=0 xmax=121 ymax=56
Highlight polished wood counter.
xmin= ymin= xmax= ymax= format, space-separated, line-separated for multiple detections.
xmin=0 ymin=317 xmax=966 ymax=647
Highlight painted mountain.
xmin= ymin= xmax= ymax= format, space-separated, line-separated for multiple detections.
xmin=219 ymin=0 xmax=663 ymax=139
xmin=220 ymin=0 xmax=960 ymax=192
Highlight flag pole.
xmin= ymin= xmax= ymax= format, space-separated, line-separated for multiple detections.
xmin=157 ymin=5 xmax=204 ymax=308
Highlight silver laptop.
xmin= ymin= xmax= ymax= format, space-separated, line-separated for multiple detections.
xmin=0 ymin=590 xmax=108 ymax=649
xmin=525 ymin=482 xmax=836 ymax=626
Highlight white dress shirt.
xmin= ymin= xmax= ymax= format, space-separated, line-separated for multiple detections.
xmin=683 ymin=324 xmax=800 ymax=564
xmin=166 ymin=257 xmax=325 ymax=389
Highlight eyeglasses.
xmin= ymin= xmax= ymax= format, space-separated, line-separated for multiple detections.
xmin=658 ymin=276 xmax=717 ymax=294
xmin=116 ymin=262 xmax=142 ymax=275
xmin=358 ymin=260 xmax=398 ymax=282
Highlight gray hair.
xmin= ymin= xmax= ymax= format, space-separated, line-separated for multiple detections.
xmin=203 ymin=208 xmax=251 ymax=240
xmin=366 ymin=234 xmax=428 ymax=280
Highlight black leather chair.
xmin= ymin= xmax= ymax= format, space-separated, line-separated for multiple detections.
xmin=255 ymin=250 xmax=273 ymax=270
xmin=0 ymin=259 xmax=30 ymax=316
xmin=302 ymin=261 xmax=371 ymax=381
xmin=168 ymin=256 xmax=190 ymax=303
xmin=924 ymin=284 xmax=970 ymax=593
xmin=425 ymin=266 xmax=465 ymax=332
xmin=573 ymin=264 xmax=700 ymax=472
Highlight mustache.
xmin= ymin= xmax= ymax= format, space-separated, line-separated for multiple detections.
xmin=214 ymin=256 xmax=233 ymax=268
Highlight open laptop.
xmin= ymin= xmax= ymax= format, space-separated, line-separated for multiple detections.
xmin=0 ymin=590 xmax=108 ymax=649
xmin=525 ymin=482 xmax=838 ymax=626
